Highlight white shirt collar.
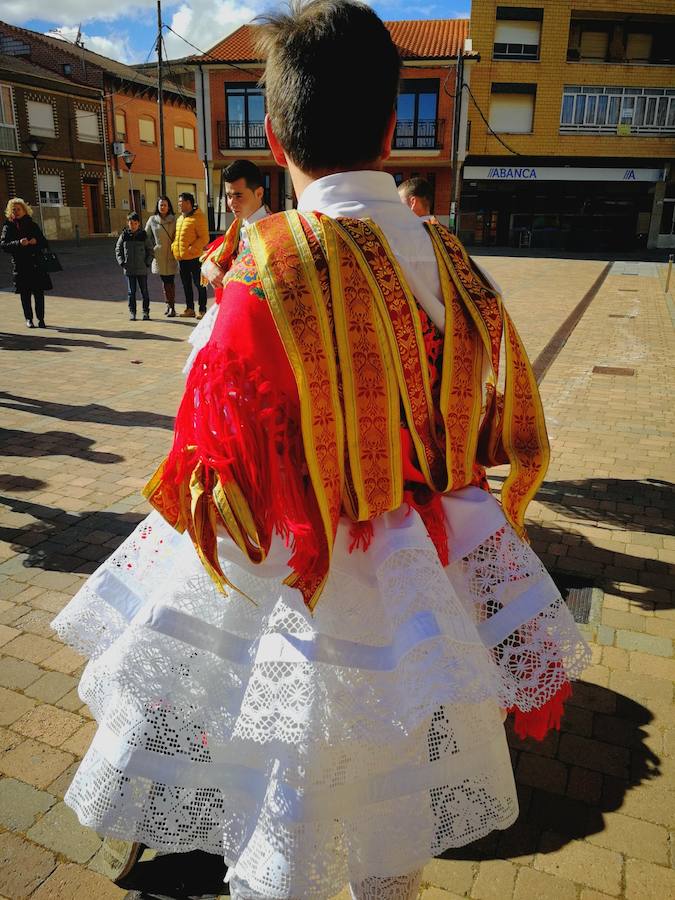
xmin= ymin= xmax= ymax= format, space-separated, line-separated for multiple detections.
xmin=243 ymin=204 xmax=268 ymax=228
xmin=298 ymin=170 xmax=404 ymax=218
xmin=297 ymin=169 xmax=447 ymax=333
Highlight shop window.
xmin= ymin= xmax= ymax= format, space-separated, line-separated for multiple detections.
xmin=75 ymin=107 xmax=100 ymax=143
xmin=494 ymin=7 xmax=542 ymax=61
xmin=27 ymin=100 xmax=55 ymax=138
xmin=139 ymin=116 xmax=156 ymax=145
xmin=38 ymin=173 xmax=62 ymax=206
xmin=225 ymin=84 xmax=266 ymax=149
xmin=174 ymin=124 xmax=195 ymax=151
xmin=395 ymin=80 xmax=440 ymax=149
xmin=489 ymin=83 xmax=536 ymax=133
xmin=0 ymin=84 xmax=17 ymax=151
xmin=115 ymin=111 xmax=127 ymax=141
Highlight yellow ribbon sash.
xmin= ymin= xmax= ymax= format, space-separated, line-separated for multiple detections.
xmin=145 ymin=211 xmax=549 ymax=608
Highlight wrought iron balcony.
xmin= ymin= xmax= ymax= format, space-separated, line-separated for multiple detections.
xmin=217 ymin=120 xmax=267 ymax=151
xmin=393 ymin=118 xmax=445 ymax=151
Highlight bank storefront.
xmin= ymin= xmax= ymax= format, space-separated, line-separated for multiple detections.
xmin=460 ymin=160 xmax=670 ymax=251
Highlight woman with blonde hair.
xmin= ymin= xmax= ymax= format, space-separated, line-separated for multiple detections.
xmin=0 ymin=197 xmax=52 ymax=328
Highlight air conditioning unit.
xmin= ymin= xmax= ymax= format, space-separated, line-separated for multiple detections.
xmin=113 ymin=141 xmax=126 ymax=156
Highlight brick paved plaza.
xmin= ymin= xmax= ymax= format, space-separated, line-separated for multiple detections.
xmin=0 ymin=243 xmax=673 ymax=900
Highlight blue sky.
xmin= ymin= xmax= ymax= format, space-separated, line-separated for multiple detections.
xmin=3 ymin=1 xmax=469 ymax=64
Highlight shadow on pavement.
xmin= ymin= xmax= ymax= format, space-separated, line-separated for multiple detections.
xmin=0 ymin=393 xmax=175 ymax=431
xmin=443 ymin=682 xmax=660 ymax=862
xmin=0 ymin=474 xmax=47 ymax=492
xmin=0 ymin=331 xmax=124 ymax=353
xmin=529 ymin=522 xmax=674 ymax=611
xmin=0 ymin=495 xmax=142 ymax=573
xmin=0 ymin=428 xmax=124 ymax=464
xmin=53 ymin=325 xmax=184 ymax=343
xmin=537 ymin=478 xmax=674 ymax=537
xmin=489 ymin=475 xmax=674 ymax=610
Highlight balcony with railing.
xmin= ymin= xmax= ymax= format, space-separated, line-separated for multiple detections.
xmin=217 ymin=120 xmax=267 ymax=151
xmin=393 ymin=118 xmax=445 ymax=151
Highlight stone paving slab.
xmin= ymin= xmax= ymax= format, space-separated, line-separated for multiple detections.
xmin=0 ymin=253 xmax=673 ymax=899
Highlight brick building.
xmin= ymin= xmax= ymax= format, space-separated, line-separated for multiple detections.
xmin=0 ymin=21 xmax=205 ymax=238
xmin=190 ymin=19 xmax=476 ymax=228
xmin=462 ymin=0 xmax=675 ymax=250
xmin=0 ymin=49 xmax=110 ymax=240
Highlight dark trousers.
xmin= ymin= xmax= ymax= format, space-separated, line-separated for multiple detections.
xmin=179 ymin=258 xmax=207 ymax=312
xmin=126 ymin=275 xmax=150 ymax=313
xmin=20 ymin=289 xmax=45 ymax=323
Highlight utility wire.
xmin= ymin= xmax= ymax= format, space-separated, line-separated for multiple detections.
xmin=441 ymin=63 xmax=521 ymax=157
xmin=162 ymin=23 xmax=253 ymax=75
xmin=462 ymin=82 xmax=522 ymax=156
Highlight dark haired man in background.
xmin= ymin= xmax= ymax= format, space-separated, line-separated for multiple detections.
xmin=56 ymin=4 xmax=586 ymax=899
xmin=172 ymin=191 xmax=209 ymax=318
xmin=398 ymin=175 xmax=434 ymax=219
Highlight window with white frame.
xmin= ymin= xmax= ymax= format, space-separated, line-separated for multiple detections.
xmin=560 ymin=85 xmax=675 ymax=134
xmin=139 ymin=116 xmax=156 ymax=144
xmin=75 ymin=107 xmax=100 ymax=143
xmin=174 ymin=124 xmax=195 ymax=150
xmin=0 ymin=83 xmax=17 ymax=151
xmin=38 ymin=173 xmax=62 ymax=206
xmin=489 ymin=83 xmax=536 ymax=133
xmin=493 ymin=7 xmax=542 ymax=60
xmin=27 ymin=100 xmax=56 ymax=137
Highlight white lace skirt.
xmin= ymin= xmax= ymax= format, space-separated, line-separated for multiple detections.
xmin=52 ymin=487 xmax=589 ymax=899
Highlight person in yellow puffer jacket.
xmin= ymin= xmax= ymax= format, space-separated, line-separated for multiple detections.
xmin=172 ymin=192 xmax=210 ymax=319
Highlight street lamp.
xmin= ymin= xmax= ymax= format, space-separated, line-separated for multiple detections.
xmin=24 ymin=136 xmax=45 ymax=229
xmin=120 ymin=149 xmax=137 ymax=213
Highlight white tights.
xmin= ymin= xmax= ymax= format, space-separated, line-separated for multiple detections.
xmin=228 ymin=868 xmax=423 ymax=900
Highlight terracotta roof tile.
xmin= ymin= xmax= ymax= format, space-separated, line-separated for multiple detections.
xmin=201 ymin=18 xmax=472 ymax=63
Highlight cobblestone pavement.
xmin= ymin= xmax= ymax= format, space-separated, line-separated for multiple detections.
xmin=0 ymin=248 xmax=673 ymax=900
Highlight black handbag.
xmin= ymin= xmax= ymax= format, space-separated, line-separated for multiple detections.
xmin=40 ymin=248 xmax=63 ymax=273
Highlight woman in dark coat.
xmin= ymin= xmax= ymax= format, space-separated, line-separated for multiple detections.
xmin=1 ymin=197 xmax=52 ymax=328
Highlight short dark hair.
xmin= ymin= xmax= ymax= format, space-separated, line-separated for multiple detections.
xmin=399 ymin=177 xmax=434 ymax=210
xmin=127 ymin=211 xmax=141 ymax=222
xmin=155 ymin=195 xmax=175 ymax=216
xmin=258 ymin=0 xmax=400 ymax=172
xmin=223 ymin=159 xmax=263 ymax=191
xmin=178 ymin=192 xmax=195 ymax=208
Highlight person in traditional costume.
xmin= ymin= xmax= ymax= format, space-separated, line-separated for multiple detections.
xmin=52 ymin=3 xmax=589 ymax=898
xmin=188 ymin=160 xmax=270 ymax=373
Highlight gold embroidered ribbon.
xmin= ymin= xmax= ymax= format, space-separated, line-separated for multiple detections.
xmin=145 ymin=211 xmax=549 ymax=608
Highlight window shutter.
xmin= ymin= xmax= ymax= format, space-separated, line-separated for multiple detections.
xmin=489 ymin=94 xmax=535 ymax=133
xmin=27 ymin=100 xmax=55 ymax=136
xmin=76 ymin=108 xmax=100 ymax=143
xmin=139 ymin=117 xmax=155 ymax=143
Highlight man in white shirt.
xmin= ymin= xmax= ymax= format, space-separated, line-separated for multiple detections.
xmin=222 ymin=158 xmax=269 ymax=252
xmin=397 ymin=175 xmax=434 ymax=220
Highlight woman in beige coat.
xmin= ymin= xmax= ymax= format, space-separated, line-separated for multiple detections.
xmin=145 ymin=196 xmax=177 ymax=316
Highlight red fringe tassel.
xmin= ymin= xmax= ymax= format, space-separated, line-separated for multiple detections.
xmin=509 ymin=680 xmax=572 ymax=741
xmin=165 ymin=343 xmax=321 ymax=578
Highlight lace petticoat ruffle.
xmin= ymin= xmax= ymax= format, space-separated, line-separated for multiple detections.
xmin=51 ymin=500 xmax=589 ymax=898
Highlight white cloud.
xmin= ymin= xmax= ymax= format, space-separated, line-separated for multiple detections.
xmin=1 ymin=0 xmax=156 ymax=27
xmin=49 ymin=25 xmax=135 ymax=64
xmin=163 ymin=0 xmax=259 ymax=59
